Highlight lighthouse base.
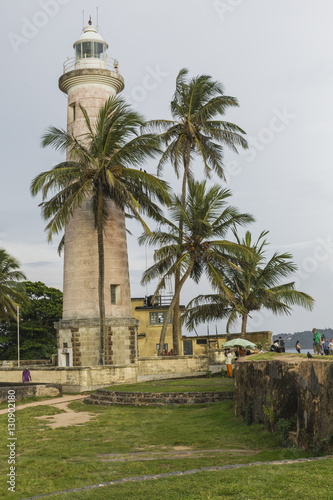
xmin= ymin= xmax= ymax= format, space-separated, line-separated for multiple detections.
xmin=55 ymin=317 xmax=138 ymax=367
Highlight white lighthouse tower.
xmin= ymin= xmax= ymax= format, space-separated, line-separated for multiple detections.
xmin=56 ymin=20 xmax=138 ymax=367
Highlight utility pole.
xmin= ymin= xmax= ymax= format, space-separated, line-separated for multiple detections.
xmin=17 ymin=305 xmax=20 ymax=368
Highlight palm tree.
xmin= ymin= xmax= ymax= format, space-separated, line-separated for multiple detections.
xmin=185 ymin=231 xmax=315 ymax=336
xmin=139 ymin=179 xmax=253 ymax=355
xmin=143 ymin=68 xmax=248 ymax=353
xmin=31 ymin=96 xmax=170 ymax=364
xmin=0 ymin=249 xmax=27 ymax=323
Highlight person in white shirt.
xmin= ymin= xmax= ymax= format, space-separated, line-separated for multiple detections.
xmin=226 ymin=348 xmax=233 ymax=378
xmin=329 ymin=339 xmax=333 ymax=354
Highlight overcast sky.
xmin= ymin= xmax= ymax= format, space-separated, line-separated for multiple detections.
xmin=1 ymin=0 xmax=333 ymax=336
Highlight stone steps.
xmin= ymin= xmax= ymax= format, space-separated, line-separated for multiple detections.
xmin=84 ymin=389 xmax=234 ymax=407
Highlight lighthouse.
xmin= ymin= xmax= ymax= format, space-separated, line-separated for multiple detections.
xmin=56 ymin=20 xmax=138 ymax=367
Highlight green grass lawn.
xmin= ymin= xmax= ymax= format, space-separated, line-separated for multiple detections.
xmin=48 ymin=458 xmax=333 ymax=499
xmin=102 ymin=376 xmax=235 ymax=393
xmin=248 ymin=352 xmax=333 ymax=361
xmin=0 ymin=377 xmax=328 ymax=499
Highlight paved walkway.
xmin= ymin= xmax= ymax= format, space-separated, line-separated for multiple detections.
xmin=21 ymin=455 xmax=333 ymax=499
xmin=0 ymin=394 xmax=85 ymax=415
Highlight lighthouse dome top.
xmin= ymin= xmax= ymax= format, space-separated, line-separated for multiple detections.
xmin=73 ymin=25 xmax=108 ymax=49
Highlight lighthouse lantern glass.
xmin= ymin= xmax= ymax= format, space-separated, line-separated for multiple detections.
xmin=75 ymin=42 xmax=106 ymax=61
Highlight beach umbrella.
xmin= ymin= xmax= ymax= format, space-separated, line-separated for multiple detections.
xmin=222 ymin=338 xmax=256 ymax=349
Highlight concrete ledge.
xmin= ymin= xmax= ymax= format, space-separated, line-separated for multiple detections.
xmin=0 ymin=383 xmax=62 ymax=403
xmin=85 ymin=389 xmax=234 ymax=406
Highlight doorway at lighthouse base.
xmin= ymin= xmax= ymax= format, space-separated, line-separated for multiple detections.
xmin=55 ymin=318 xmax=138 ymax=367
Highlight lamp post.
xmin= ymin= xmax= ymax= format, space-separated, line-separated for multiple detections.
xmin=17 ymin=305 xmax=20 ymax=368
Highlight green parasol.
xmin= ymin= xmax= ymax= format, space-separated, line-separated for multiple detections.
xmin=222 ymin=338 xmax=256 ymax=349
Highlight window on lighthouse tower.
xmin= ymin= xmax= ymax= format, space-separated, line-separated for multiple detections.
xmin=110 ymin=285 xmax=121 ymax=305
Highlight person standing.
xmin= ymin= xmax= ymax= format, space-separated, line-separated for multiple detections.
xmin=226 ymin=349 xmax=233 ymax=378
xmin=279 ymin=336 xmax=285 ymax=353
xmin=22 ymin=368 xmax=31 ymax=383
xmin=312 ymin=328 xmax=322 ymax=355
xmin=295 ymin=340 xmax=301 ymax=354
xmin=323 ymin=339 xmax=329 ymax=356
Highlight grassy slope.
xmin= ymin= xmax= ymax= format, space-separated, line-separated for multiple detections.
xmin=0 ymin=377 xmax=328 ymax=499
xmin=102 ymin=376 xmax=235 ymax=392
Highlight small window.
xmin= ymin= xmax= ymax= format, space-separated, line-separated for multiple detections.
xmin=63 ymin=342 xmax=68 ymax=348
xmin=150 ymin=312 xmax=172 ymax=325
xmin=94 ymin=42 xmax=105 ymax=59
xmin=75 ymin=44 xmax=82 ymax=61
xmin=156 ymin=343 xmax=168 ymax=351
xmin=68 ymin=103 xmax=76 ymax=122
xmin=82 ymin=41 xmax=93 ymax=58
xmin=196 ymin=339 xmax=207 ymax=345
xmin=110 ymin=284 xmax=120 ymax=305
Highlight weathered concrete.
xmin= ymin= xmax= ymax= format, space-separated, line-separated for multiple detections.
xmin=0 ymin=355 xmax=220 ymax=392
xmin=234 ymin=356 xmax=333 ymax=449
xmin=0 ymin=383 xmax=62 ymax=403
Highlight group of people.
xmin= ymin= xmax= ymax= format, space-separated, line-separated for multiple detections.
xmin=312 ymin=328 xmax=333 ymax=355
xmin=162 ymin=348 xmax=176 ymax=356
xmin=234 ymin=347 xmax=253 ymax=358
xmin=270 ymin=336 xmax=286 ymax=353
xmin=269 ymin=330 xmax=333 ymax=356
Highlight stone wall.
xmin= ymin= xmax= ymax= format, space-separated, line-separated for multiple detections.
xmin=0 ymin=355 xmax=216 ymax=392
xmin=0 ymin=383 xmax=62 ymax=403
xmin=85 ymin=389 xmax=233 ymax=406
xmin=227 ymin=331 xmax=272 ymax=345
xmin=234 ymin=357 xmax=333 ymax=449
xmin=0 ymin=360 xmax=51 ymax=367
xmin=137 ymin=355 xmax=211 ymax=382
xmin=56 ymin=317 xmax=139 ymax=367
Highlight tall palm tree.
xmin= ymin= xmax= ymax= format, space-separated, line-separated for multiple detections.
xmin=185 ymin=231 xmax=315 ymax=336
xmin=139 ymin=179 xmax=253 ymax=355
xmin=31 ymin=96 xmax=170 ymax=364
xmin=0 ymin=249 xmax=27 ymax=323
xmin=143 ymin=68 xmax=248 ymax=353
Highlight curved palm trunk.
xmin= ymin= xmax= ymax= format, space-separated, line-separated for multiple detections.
xmin=97 ymin=190 xmax=106 ymax=365
xmin=241 ymin=312 xmax=248 ymax=338
xmin=159 ymin=259 xmax=194 ymax=356
xmin=172 ymin=141 xmax=192 ymax=355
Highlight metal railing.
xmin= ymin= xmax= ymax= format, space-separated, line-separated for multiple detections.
xmin=144 ymin=293 xmax=174 ymax=307
xmin=62 ymin=56 xmax=119 ymax=74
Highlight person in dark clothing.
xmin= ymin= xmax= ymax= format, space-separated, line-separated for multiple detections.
xmin=279 ymin=336 xmax=285 ymax=353
xmin=323 ymin=339 xmax=329 ymax=355
xmin=270 ymin=342 xmax=279 ymax=352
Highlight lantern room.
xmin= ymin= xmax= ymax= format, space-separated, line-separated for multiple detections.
xmin=73 ymin=23 xmax=108 ymax=70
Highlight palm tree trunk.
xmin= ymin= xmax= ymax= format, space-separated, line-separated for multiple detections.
xmin=97 ymin=190 xmax=106 ymax=365
xmin=172 ymin=141 xmax=192 ymax=355
xmin=158 ymin=259 xmax=194 ymax=356
xmin=241 ymin=312 xmax=248 ymax=338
